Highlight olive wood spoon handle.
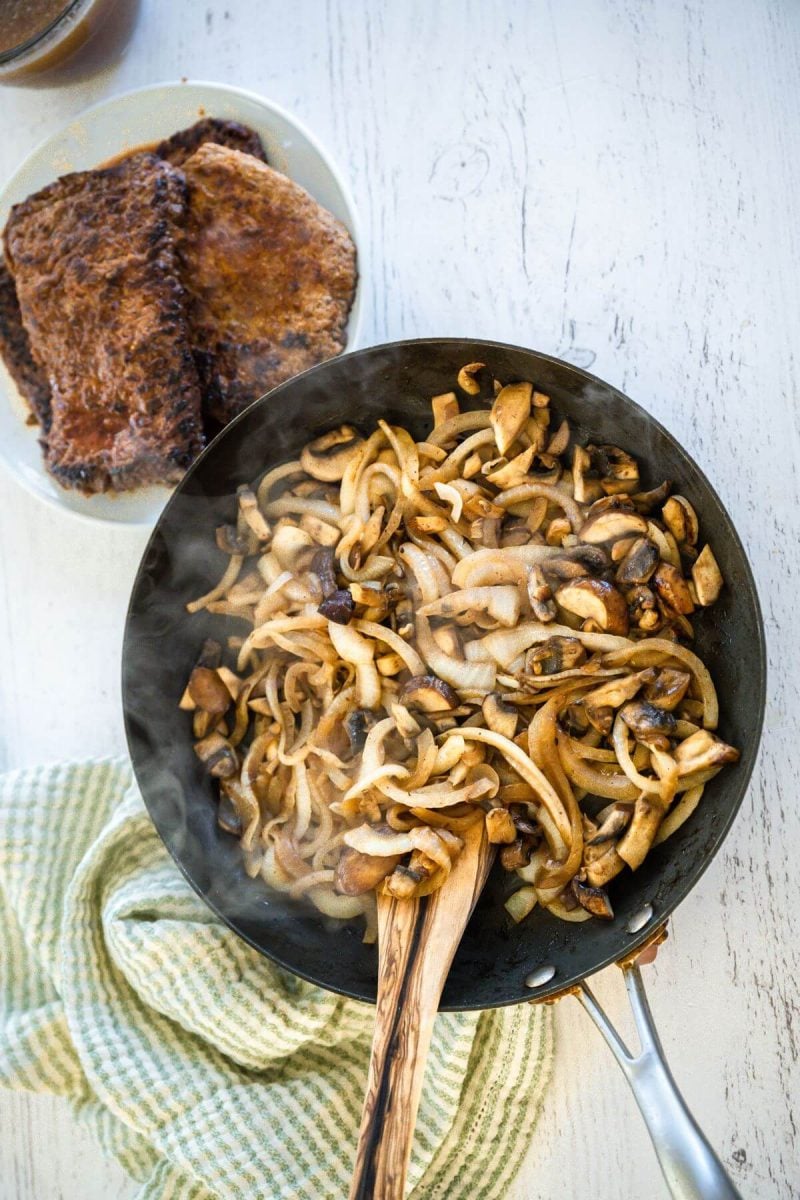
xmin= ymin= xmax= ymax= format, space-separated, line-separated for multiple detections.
xmin=349 ymin=820 xmax=494 ymax=1200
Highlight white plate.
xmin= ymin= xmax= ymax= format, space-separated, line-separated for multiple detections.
xmin=0 ymin=81 xmax=364 ymax=527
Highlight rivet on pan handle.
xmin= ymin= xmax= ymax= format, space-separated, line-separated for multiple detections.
xmin=538 ymin=924 xmax=743 ymax=1200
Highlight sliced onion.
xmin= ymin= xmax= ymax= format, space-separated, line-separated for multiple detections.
xmin=419 ymin=585 xmax=522 ymax=627
xmin=602 ymin=638 xmax=719 ymax=729
xmin=472 ymin=621 xmax=632 ymax=669
xmin=452 ymin=545 xmax=560 ymax=589
xmin=415 ymin=615 xmax=496 ymax=692
xmin=328 ymin=620 xmax=375 ymax=665
xmin=353 ymin=620 xmax=426 ymax=676
xmin=495 ymin=482 xmax=582 ymax=530
xmin=344 ymin=825 xmax=415 ymax=856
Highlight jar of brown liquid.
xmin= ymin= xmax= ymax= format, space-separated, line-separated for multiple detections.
xmin=0 ymin=0 xmax=139 ymax=82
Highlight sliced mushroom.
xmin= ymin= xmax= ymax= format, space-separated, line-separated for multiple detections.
xmin=620 ymin=700 xmax=677 ymax=747
xmin=300 ymin=426 xmax=364 ymax=481
xmin=310 ymin=546 xmax=338 ymax=597
xmin=188 ymin=666 xmax=232 ymax=715
xmin=662 ymin=495 xmax=699 ymax=547
xmin=570 ymin=877 xmax=614 ymax=919
xmin=237 ymin=486 xmax=271 ymax=541
xmin=527 ymin=564 xmax=557 ymax=622
xmin=644 ymin=668 xmax=691 ymax=711
xmin=674 ymin=729 xmax=740 ymax=773
xmin=525 ymin=635 xmax=587 ymax=676
xmin=318 ymin=588 xmax=355 ymax=625
xmin=583 ymin=670 xmax=654 ymax=733
xmin=500 ymin=838 xmax=534 ymax=871
xmin=630 ymin=480 xmax=672 ymax=514
xmin=546 ymin=418 xmax=571 ymax=456
xmin=587 ymin=802 xmax=634 ymax=845
xmin=400 ymin=675 xmax=459 ymax=712
xmin=431 ymin=391 xmax=459 ymax=425
xmin=490 ymin=382 xmax=532 ymax=455
xmin=384 ymin=864 xmax=426 ymax=899
xmin=482 ymin=693 xmax=519 ymax=740
xmin=457 ymin=362 xmax=487 ymax=395
xmin=194 ymin=732 xmax=238 ymax=778
xmin=556 ymin=577 xmax=630 ymax=635
xmin=216 ymin=524 xmax=251 ymax=555
xmin=335 ymin=846 xmax=403 ymax=895
xmin=484 ymin=444 xmax=537 ymax=488
xmin=578 ymin=508 xmax=648 ymax=545
xmin=485 ymin=807 xmax=518 ymax=844
xmin=625 ymin=584 xmax=661 ymax=631
xmin=300 ymin=512 xmax=341 ymax=547
xmin=652 ymin=562 xmax=695 ymax=615
xmin=545 ymin=516 xmax=571 ymax=546
xmin=692 ymin=544 xmax=724 ymax=606
xmin=616 ymin=537 xmax=660 ymax=586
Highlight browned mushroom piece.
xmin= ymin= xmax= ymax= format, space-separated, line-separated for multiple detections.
xmin=335 ymin=846 xmax=403 ymax=895
xmin=586 ymin=444 xmax=640 ymax=495
xmin=674 ymin=729 xmax=740 ymax=773
xmin=578 ymin=507 xmax=649 ymax=545
xmin=300 ymin=426 xmax=364 ymax=481
xmin=570 ymin=877 xmax=615 ymax=919
xmin=383 ymin=864 xmax=427 ymax=900
xmin=644 ymin=668 xmax=692 ymax=711
xmin=616 ymin=537 xmax=660 ymax=586
xmin=620 ymin=700 xmax=678 ymax=747
xmin=527 ymin=564 xmax=557 ymax=621
xmin=237 ymin=485 xmax=271 ymax=541
xmin=318 ymin=588 xmax=355 ymax=624
xmin=194 ymin=732 xmax=238 ymax=778
xmin=500 ymin=838 xmax=534 ymax=870
xmin=482 ymin=694 xmax=519 ymax=740
xmin=692 ymin=544 xmax=724 ymax=606
xmin=630 ymin=480 xmax=672 ymax=513
xmin=310 ymin=546 xmax=338 ymax=598
xmin=625 ymin=584 xmax=661 ymax=631
xmin=456 ymin=362 xmax=488 ymax=395
xmin=188 ymin=666 xmax=232 ymax=714
xmin=217 ymin=787 xmax=244 ymax=835
xmin=652 ymin=562 xmax=695 ymax=615
xmin=490 ymin=381 xmax=533 ymax=455
xmin=485 ymin=807 xmax=518 ymax=844
xmin=583 ymin=670 xmax=654 ymax=734
xmin=345 ymin=709 xmax=379 ymax=755
xmin=525 ymin=635 xmax=587 ymax=676
xmin=587 ymin=802 xmax=635 ymax=845
xmin=400 ymin=675 xmax=459 ymax=712
xmin=215 ymin=524 xmax=251 ymax=555
xmin=555 ymin=577 xmax=630 ymax=635
xmin=662 ymin=495 xmax=699 ymax=547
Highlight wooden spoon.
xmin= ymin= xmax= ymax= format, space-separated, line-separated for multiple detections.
xmin=349 ymin=820 xmax=494 ymax=1200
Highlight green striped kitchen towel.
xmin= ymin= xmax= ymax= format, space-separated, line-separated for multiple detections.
xmin=0 ymin=758 xmax=553 ymax=1200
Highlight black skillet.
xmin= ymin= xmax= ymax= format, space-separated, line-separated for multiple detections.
xmin=122 ymin=339 xmax=765 ymax=1199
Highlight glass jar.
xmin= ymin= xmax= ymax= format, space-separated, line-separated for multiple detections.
xmin=0 ymin=0 xmax=139 ymax=83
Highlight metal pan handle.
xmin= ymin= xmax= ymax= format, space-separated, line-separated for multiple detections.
xmin=576 ymin=960 xmax=742 ymax=1200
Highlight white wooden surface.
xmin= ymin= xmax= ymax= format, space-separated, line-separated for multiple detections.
xmin=0 ymin=1 xmax=798 ymax=1197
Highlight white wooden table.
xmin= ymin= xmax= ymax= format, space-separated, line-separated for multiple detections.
xmin=1 ymin=2 xmax=798 ymax=1197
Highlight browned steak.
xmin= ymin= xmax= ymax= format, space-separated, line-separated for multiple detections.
xmin=179 ymin=143 xmax=357 ymax=425
xmin=156 ymin=117 xmax=267 ymax=168
xmin=4 ymin=153 xmax=204 ymax=493
xmin=0 ymin=260 xmax=51 ymax=430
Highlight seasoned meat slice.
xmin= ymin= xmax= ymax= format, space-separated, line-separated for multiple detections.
xmin=0 ymin=260 xmax=51 ymax=430
xmin=179 ymin=143 xmax=357 ymax=425
xmin=4 ymin=153 xmax=203 ymax=493
xmin=156 ymin=117 xmax=267 ymax=168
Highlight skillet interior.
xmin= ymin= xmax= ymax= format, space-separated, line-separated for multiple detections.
xmin=122 ymin=338 xmax=765 ymax=1009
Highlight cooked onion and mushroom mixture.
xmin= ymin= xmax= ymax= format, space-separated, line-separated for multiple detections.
xmin=183 ymin=365 xmax=738 ymax=938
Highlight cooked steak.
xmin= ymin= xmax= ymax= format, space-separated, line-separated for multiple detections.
xmin=156 ymin=117 xmax=267 ymax=168
xmin=179 ymin=143 xmax=357 ymax=425
xmin=4 ymin=153 xmax=204 ymax=492
xmin=0 ymin=260 xmax=51 ymax=430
